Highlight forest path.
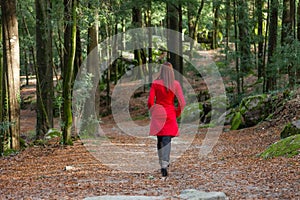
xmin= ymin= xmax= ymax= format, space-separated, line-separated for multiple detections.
xmin=4 ymin=56 xmax=299 ymax=199
xmin=2 ymin=90 xmax=299 ymax=199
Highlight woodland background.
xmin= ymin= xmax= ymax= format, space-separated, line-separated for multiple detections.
xmin=0 ymin=0 xmax=300 ymax=199
xmin=2 ymin=0 xmax=300 ymax=152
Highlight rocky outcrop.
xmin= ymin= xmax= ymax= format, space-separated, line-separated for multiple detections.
xmin=280 ymin=120 xmax=300 ymax=139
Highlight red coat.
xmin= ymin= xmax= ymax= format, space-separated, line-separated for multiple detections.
xmin=148 ymin=79 xmax=186 ymax=137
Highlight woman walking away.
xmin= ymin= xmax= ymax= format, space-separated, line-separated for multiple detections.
xmin=148 ymin=62 xmax=186 ymax=177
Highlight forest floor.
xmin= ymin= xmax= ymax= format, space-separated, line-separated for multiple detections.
xmin=1 ymin=51 xmax=300 ymax=199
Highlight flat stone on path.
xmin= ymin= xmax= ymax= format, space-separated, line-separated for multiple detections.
xmin=84 ymin=189 xmax=228 ymax=200
xmin=180 ymin=189 xmax=228 ymax=200
xmin=84 ymin=196 xmax=165 ymax=200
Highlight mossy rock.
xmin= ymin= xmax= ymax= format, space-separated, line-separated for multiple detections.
xmin=230 ymin=111 xmax=244 ymax=130
xmin=280 ymin=120 xmax=300 ymax=139
xmin=181 ymin=103 xmax=204 ymax=123
xmin=239 ymin=94 xmax=268 ymax=114
xmin=239 ymin=94 xmax=270 ymax=127
xmin=260 ymin=134 xmax=300 ymax=159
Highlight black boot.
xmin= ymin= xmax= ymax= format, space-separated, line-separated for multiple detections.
xmin=161 ymin=168 xmax=168 ymax=177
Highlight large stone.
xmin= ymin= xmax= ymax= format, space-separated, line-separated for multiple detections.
xmin=84 ymin=196 xmax=165 ymax=200
xmin=180 ymin=189 xmax=228 ymax=200
xmin=239 ymin=94 xmax=270 ymax=127
xmin=280 ymin=120 xmax=300 ymax=139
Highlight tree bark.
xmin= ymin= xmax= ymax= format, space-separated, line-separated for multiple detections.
xmin=281 ymin=0 xmax=296 ymax=88
xmin=35 ymin=0 xmax=54 ymax=138
xmin=266 ymin=0 xmax=278 ymax=92
xmin=1 ymin=0 xmax=20 ymax=150
xmin=256 ymin=0 xmax=264 ymax=78
xmin=237 ymin=0 xmax=251 ymax=92
xmin=167 ymin=2 xmax=182 ymax=82
xmin=62 ymin=0 xmax=77 ymax=145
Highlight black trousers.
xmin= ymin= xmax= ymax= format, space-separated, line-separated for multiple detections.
xmin=157 ymin=136 xmax=172 ymax=168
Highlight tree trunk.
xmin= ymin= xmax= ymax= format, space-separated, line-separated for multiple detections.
xmin=167 ymin=2 xmax=181 ymax=81
xmin=237 ymin=0 xmax=251 ymax=92
xmin=132 ymin=5 xmax=144 ymax=79
xmin=282 ymin=0 xmax=296 ymax=88
xmin=1 ymin=0 xmax=20 ymax=151
xmin=225 ymin=0 xmax=231 ymax=63
xmin=80 ymin=1 xmax=100 ymax=136
xmin=212 ymin=0 xmax=221 ymax=49
xmin=35 ymin=0 xmax=54 ymax=138
xmin=266 ymin=0 xmax=278 ymax=92
xmin=233 ymin=0 xmax=241 ymax=94
xmin=256 ymin=0 xmax=264 ymax=78
xmin=62 ymin=0 xmax=77 ymax=145
xmin=297 ymin=0 xmax=300 ymax=82
xmin=146 ymin=0 xmax=153 ymax=84
xmin=188 ymin=0 xmax=204 ymax=59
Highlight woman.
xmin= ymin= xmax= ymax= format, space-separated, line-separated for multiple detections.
xmin=148 ymin=62 xmax=186 ymax=177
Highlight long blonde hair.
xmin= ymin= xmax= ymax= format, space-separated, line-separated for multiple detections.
xmin=159 ymin=62 xmax=175 ymax=92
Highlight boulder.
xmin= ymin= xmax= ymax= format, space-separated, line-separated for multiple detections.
xmin=280 ymin=120 xmax=300 ymax=139
xmin=180 ymin=189 xmax=228 ymax=200
xmin=239 ymin=94 xmax=270 ymax=127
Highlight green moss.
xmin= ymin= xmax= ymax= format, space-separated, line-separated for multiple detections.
xmin=3 ymin=149 xmax=19 ymax=156
xmin=260 ymin=134 xmax=300 ymax=159
xmin=230 ymin=111 xmax=243 ymax=130
xmin=280 ymin=122 xmax=300 ymax=139
xmin=239 ymin=94 xmax=268 ymax=115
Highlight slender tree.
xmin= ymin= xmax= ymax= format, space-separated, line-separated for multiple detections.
xmin=266 ymin=0 xmax=278 ymax=92
xmin=281 ymin=0 xmax=296 ymax=88
xmin=187 ymin=0 xmax=205 ymax=59
xmin=212 ymin=0 xmax=221 ymax=49
xmin=167 ymin=1 xmax=182 ymax=82
xmin=146 ymin=0 xmax=153 ymax=84
xmin=233 ymin=0 xmax=241 ymax=94
xmin=225 ymin=0 xmax=231 ymax=63
xmin=132 ymin=3 xmax=144 ymax=79
xmin=62 ymin=0 xmax=77 ymax=145
xmin=1 ymin=0 xmax=21 ymax=151
xmin=80 ymin=0 xmax=100 ymax=135
xmin=297 ymin=0 xmax=300 ymax=81
xmin=256 ymin=0 xmax=264 ymax=78
xmin=35 ymin=0 xmax=54 ymax=138
xmin=237 ymin=0 xmax=251 ymax=92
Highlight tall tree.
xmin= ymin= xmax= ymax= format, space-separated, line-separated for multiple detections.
xmin=225 ymin=0 xmax=231 ymax=64
xmin=233 ymin=0 xmax=241 ymax=94
xmin=256 ymin=0 xmax=264 ymax=78
xmin=167 ymin=1 xmax=183 ymax=82
xmin=187 ymin=0 xmax=205 ymax=59
xmin=146 ymin=0 xmax=153 ymax=84
xmin=281 ymin=0 xmax=296 ymax=88
xmin=132 ymin=3 xmax=144 ymax=79
xmin=212 ymin=0 xmax=221 ymax=49
xmin=35 ymin=0 xmax=54 ymax=138
xmin=1 ymin=0 xmax=20 ymax=151
xmin=62 ymin=0 xmax=77 ymax=145
xmin=297 ymin=0 xmax=300 ymax=81
xmin=237 ymin=0 xmax=251 ymax=92
xmin=266 ymin=0 xmax=279 ymax=91
xmin=80 ymin=0 xmax=100 ymax=135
